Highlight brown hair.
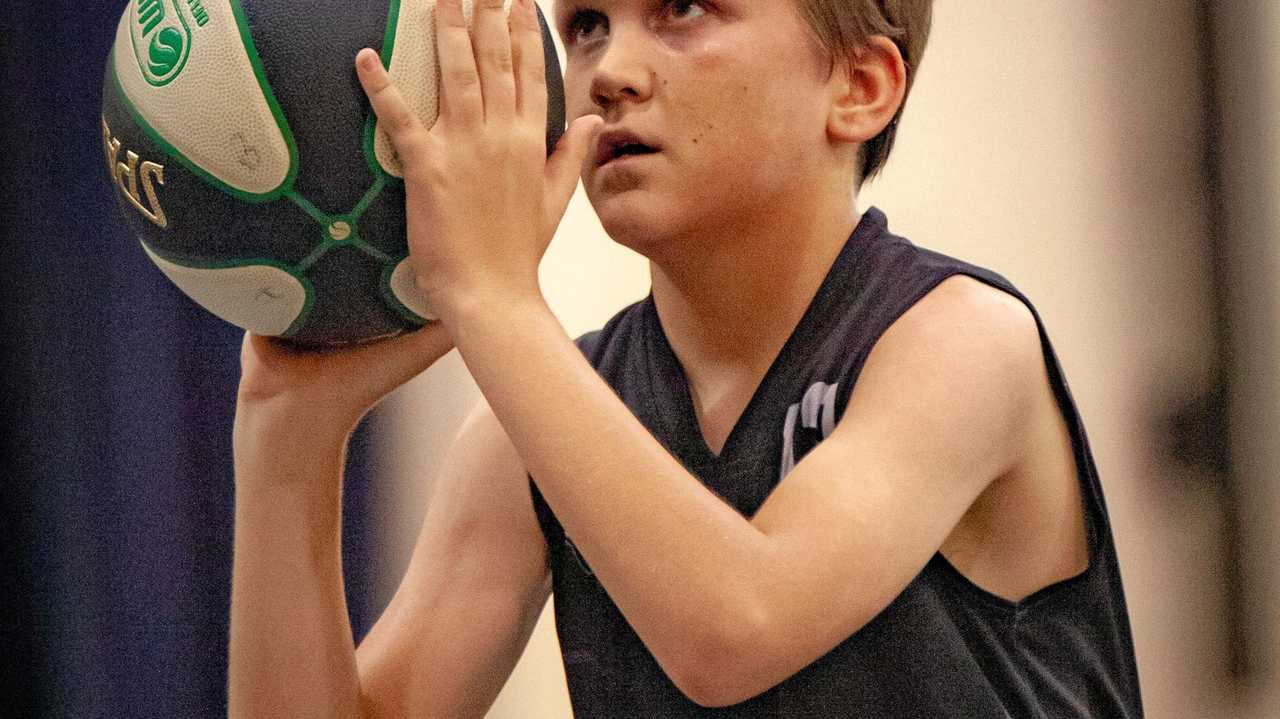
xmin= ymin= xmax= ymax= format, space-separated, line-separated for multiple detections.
xmin=797 ymin=0 xmax=934 ymax=185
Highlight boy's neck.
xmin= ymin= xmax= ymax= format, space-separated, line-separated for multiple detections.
xmin=649 ymin=189 xmax=862 ymax=381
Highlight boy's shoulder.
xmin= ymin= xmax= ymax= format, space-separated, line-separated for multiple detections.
xmin=572 ymin=295 xmax=651 ymax=365
xmin=573 ymin=209 xmax=1045 ymax=393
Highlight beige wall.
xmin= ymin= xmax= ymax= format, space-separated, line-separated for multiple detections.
xmin=868 ymin=3 xmax=1221 ymax=715
xmin=377 ymin=2 xmax=1277 ymax=716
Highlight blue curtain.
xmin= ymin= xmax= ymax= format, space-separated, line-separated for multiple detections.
xmin=1 ymin=3 xmax=387 ymax=715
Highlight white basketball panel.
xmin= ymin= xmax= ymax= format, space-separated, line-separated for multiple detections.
xmin=374 ymin=0 xmax=513 ymax=178
xmin=113 ymin=0 xmax=292 ymax=196
xmin=142 ymin=242 xmax=308 ymax=336
xmin=389 ymin=257 xmax=437 ymax=321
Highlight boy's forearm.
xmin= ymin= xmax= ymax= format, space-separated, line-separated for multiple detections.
xmin=441 ymin=292 xmax=771 ymax=676
xmin=227 ymin=410 xmax=364 ymax=718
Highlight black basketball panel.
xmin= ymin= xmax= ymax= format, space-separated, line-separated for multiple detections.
xmin=101 ymin=0 xmax=570 ymax=344
xmin=352 ymin=182 xmax=407 ymax=257
xmin=239 ymin=0 xmax=390 ymax=215
xmin=101 ymin=67 xmax=319 ymax=267
xmin=537 ymin=4 xmax=567 ymax=155
xmin=291 ymin=247 xmax=406 ymax=345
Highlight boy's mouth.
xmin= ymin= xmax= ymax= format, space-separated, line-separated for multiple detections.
xmin=595 ymin=130 xmax=661 ymax=167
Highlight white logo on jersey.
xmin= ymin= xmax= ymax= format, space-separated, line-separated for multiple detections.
xmin=779 ymin=381 xmax=839 ymax=481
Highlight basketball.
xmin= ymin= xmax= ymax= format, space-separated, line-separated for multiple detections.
xmin=100 ymin=0 xmax=566 ymax=345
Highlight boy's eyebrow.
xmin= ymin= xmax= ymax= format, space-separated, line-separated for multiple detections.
xmin=553 ymin=0 xmax=603 ymax=17
xmin=550 ymin=0 xmax=588 ymax=30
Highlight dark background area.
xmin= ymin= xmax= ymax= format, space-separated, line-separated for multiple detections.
xmin=1 ymin=3 xmax=388 ymax=716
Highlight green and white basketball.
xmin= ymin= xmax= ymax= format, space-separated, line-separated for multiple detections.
xmin=101 ymin=0 xmax=565 ymax=345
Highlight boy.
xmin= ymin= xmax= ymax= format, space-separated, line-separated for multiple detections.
xmin=228 ymin=0 xmax=1144 ymax=716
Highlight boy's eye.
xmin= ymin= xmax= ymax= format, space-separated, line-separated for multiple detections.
xmin=565 ymin=10 xmax=608 ymax=46
xmin=561 ymin=1 xmax=708 ymax=47
xmin=662 ymin=0 xmax=707 ymax=23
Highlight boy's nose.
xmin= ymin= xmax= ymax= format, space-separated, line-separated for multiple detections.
xmin=588 ymin=32 xmax=653 ymax=112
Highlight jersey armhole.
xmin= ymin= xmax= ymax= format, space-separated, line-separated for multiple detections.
xmin=832 ymin=267 xmax=1111 ymax=613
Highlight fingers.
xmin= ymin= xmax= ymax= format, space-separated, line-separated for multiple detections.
xmin=372 ymin=0 xmax=539 ymax=133
xmin=355 ymin=48 xmax=427 ymax=165
xmin=238 ymin=324 xmax=455 ymax=415
xmin=471 ymin=0 xmax=517 ymax=121
xmin=510 ymin=0 xmax=547 ymax=120
xmin=435 ymin=0 xmax=484 ymax=127
xmin=242 ymin=330 xmax=293 ymax=367
xmin=347 ymin=322 xmax=456 ymax=392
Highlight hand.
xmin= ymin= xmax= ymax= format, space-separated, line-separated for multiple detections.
xmin=235 ymin=324 xmax=454 ymax=428
xmin=355 ymin=0 xmax=602 ymax=321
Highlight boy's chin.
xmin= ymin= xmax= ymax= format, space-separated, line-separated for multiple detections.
xmin=593 ymin=194 xmax=737 ymax=263
xmin=599 ymin=215 xmax=662 ymax=255
xmin=591 ymin=194 xmax=669 ymax=245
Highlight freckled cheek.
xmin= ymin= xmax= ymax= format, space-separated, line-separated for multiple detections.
xmin=690 ymin=86 xmax=786 ymax=155
xmin=661 ymin=55 xmax=758 ymax=147
xmin=705 ymin=94 xmax=815 ymax=190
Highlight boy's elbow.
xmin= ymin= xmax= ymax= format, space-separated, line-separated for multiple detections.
xmin=673 ymin=667 xmax=761 ymax=709
xmin=666 ymin=605 xmax=782 ymax=708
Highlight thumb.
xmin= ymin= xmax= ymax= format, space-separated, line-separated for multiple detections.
xmin=544 ymin=115 xmax=603 ymax=219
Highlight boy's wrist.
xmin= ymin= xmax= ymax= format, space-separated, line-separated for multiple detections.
xmin=432 ymin=280 xmax=548 ymax=334
xmin=234 ymin=399 xmax=359 ymax=471
xmin=236 ymin=394 xmax=361 ymax=435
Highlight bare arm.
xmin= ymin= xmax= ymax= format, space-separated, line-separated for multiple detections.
xmin=227 ymin=327 xmax=548 ymax=718
xmin=441 ymin=276 xmax=1043 ymax=706
xmin=355 ymin=400 xmax=550 ymax=718
xmin=227 ymin=408 xmax=364 ymax=718
xmin=226 ymin=326 xmax=456 ymax=718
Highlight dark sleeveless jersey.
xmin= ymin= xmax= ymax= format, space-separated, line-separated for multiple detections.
xmin=529 ymin=207 xmax=1144 ymax=717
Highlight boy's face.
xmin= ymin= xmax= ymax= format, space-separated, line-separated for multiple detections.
xmin=551 ymin=0 xmax=838 ymax=255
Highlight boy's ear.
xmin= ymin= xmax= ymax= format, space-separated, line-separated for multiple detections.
xmin=827 ymin=36 xmax=907 ymax=145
